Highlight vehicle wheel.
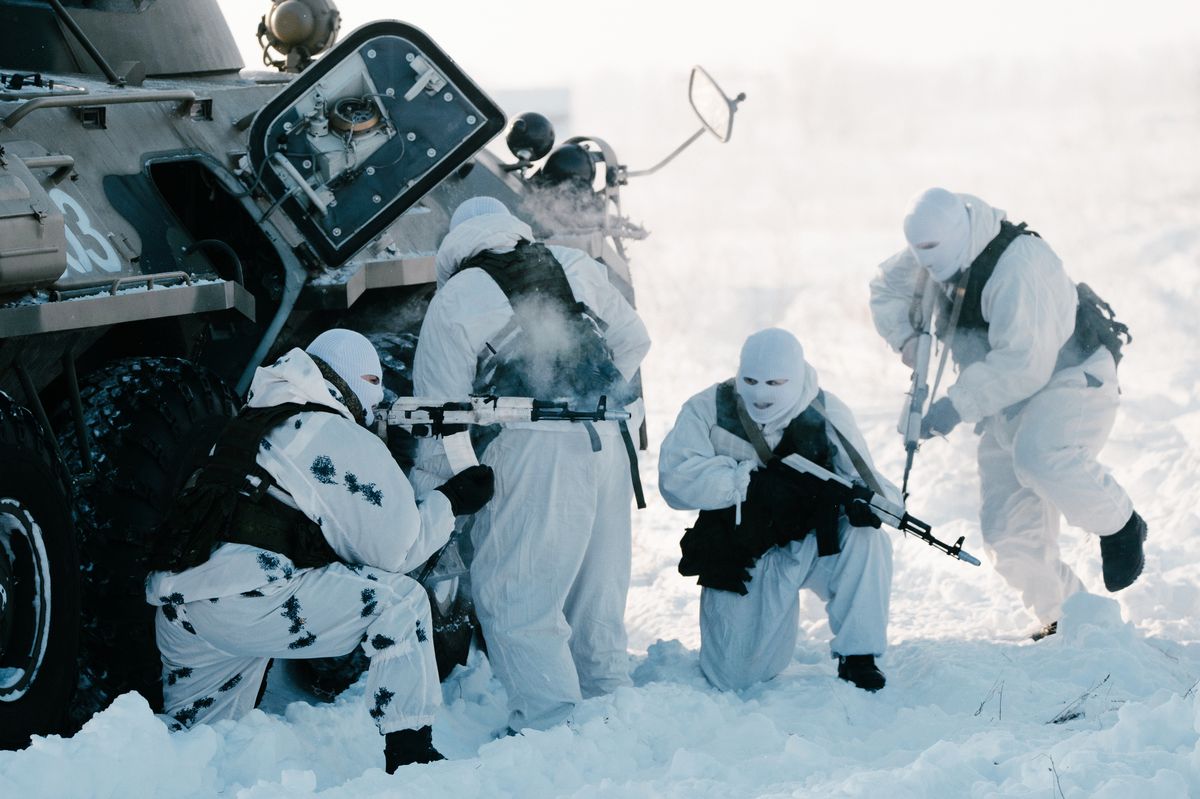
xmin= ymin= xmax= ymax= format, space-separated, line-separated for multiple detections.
xmin=56 ymin=358 xmax=235 ymax=726
xmin=0 ymin=392 xmax=80 ymax=749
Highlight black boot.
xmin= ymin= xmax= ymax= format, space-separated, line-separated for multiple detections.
xmin=837 ymin=655 xmax=886 ymax=692
xmin=1100 ymin=511 xmax=1147 ymax=592
xmin=1030 ymin=621 xmax=1058 ymax=642
xmin=384 ymin=726 xmax=445 ymax=774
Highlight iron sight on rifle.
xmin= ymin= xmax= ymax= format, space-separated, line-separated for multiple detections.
xmin=778 ymin=453 xmax=982 ymax=566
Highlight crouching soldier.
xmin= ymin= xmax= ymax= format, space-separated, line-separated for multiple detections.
xmin=659 ymin=328 xmax=894 ymax=692
xmin=145 ymin=329 xmax=494 ymax=772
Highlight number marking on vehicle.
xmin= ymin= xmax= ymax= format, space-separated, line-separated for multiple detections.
xmin=48 ymin=188 xmax=122 ymax=274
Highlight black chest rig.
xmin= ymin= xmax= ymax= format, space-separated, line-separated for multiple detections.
xmin=934 ymin=221 xmax=1037 ymax=367
xmin=462 ymin=241 xmax=633 ymax=406
xmin=152 ymin=402 xmax=343 ymax=573
xmin=714 ymin=380 xmax=833 ymax=472
xmin=678 ymin=383 xmax=845 ymax=595
xmin=713 ymin=380 xmax=840 ymax=557
xmin=934 ymin=220 xmax=1130 ymax=370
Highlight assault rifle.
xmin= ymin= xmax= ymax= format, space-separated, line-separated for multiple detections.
xmin=385 ymin=395 xmax=631 ymax=473
xmin=779 ymin=452 xmax=981 ymax=566
xmin=898 ymin=269 xmax=937 ymax=496
xmin=387 ymin=395 xmax=629 ymax=432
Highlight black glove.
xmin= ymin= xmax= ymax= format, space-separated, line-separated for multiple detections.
xmin=920 ymin=397 xmax=961 ymax=439
xmin=840 ymin=482 xmax=882 ymax=529
xmin=844 ymin=500 xmax=882 ymax=529
xmin=436 ymin=465 xmax=495 ymax=516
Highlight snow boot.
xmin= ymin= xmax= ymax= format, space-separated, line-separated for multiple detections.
xmin=1100 ymin=511 xmax=1147 ymax=592
xmin=1030 ymin=621 xmax=1058 ymax=642
xmin=384 ymin=726 xmax=445 ymax=773
xmin=837 ymin=655 xmax=886 ymax=692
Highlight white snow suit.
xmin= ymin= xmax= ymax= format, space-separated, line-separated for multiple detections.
xmin=659 ymin=376 xmax=895 ymax=692
xmin=146 ymin=349 xmax=455 ymax=733
xmin=870 ymin=193 xmax=1133 ymax=623
xmin=412 ymin=210 xmax=650 ymax=731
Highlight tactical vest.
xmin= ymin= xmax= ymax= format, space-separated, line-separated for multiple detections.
xmin=151 ymin=402 xmax=343 ymax=573
xmin=462 ymin=241 xmax=634 ymax=406
xmin=934 ymin=220 xmax=1130 ymax=369
xmin=712 ymin=380 xmax=841 ymax=556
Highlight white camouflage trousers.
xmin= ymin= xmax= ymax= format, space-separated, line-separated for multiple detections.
xmin=155 ymin=562 xmax=440 ymax=734
xmin=977 ymin=349 xmax=1134 ymax=624
xmin=471 ymin=427 xmax=634 ymax=732
xmin=700 ymin=521 xmax=893 ymax=691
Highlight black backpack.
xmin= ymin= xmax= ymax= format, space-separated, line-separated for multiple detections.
xmin=1072 ymin=282 xmax=1132 ymax=366
xmin=463 ymin=241 xmax=634 ymax=404
xmin=939 ymin=221 xmax=1132 ymax=367
xmin=150 ymin=402 xmax=340 ymax=573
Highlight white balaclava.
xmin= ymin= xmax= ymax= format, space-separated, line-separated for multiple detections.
xmin=903 ymin=187 xmax=972 ymax=282
xmin=449 ymin=196 xmax=511 ymax=231
xmin=305 ymin=329 xmax=384 ymax=425
xmin=736 ymin=328 xmax=819 ymax=434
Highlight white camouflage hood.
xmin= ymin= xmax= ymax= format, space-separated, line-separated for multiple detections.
xmin=904 ymin=189 xmax=1007 ymax=281
xmin=435 ymin=212 xmax=534 ymax=288
xmin=959 ymin=193 xmax=1007 ymax=270
xmin=245 ymin=348 xmax=356 ymax=422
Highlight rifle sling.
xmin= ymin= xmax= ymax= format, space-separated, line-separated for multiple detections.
xmin=733 ymin=395 xmax=777 ymax=465
xmin=618 ymin=420 xmax=647 ymax=510
xmin=808 ymin=398 xmax=884 ymax=497
xmin=929 ymin=270 xmax=968 ymax=409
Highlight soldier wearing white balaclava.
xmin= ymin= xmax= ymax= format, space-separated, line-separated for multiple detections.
xmin=412 ymin=196 xmax=651 ymax=733
xmin=870 ymin=188 xmax=1145 ymax=639
xmin=659 ymin=328 xmax=894 ymax=692
xmin=147 ymin=329 xmax=495 ymax=772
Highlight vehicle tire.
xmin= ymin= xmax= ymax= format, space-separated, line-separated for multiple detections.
xmin=0 ymin=392 xmax=80 ymax=749
xmin=56 ymin=358 xmax=235 ymax=727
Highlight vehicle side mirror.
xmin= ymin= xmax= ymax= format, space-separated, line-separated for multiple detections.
xmin=688 ymin=66 xmax=739 ymax=143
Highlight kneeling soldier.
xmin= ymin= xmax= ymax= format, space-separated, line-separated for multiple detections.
xmin=659 ymin=328 xmax=894 ymax=691
xmin=146 ymin=329 xmax=493 ymax=772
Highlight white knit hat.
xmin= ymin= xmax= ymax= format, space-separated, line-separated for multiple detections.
xmin=306 ymin=329 xmax=384 ymax=423
xmin=449 ymin=196 xmax=510 ymax=231
xmin=903 ymin=187 xmax=971 ymax=281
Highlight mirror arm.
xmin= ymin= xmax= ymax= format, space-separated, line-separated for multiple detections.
xmin=624 ymin=127 xmax=706 ymax=179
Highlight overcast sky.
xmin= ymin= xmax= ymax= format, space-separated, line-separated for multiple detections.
xmin=218 ymin=1 xmax=1199 ymax=88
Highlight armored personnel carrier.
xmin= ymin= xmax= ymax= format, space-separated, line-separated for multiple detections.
xmin=0 ymin=0 xmax=742 ymax=747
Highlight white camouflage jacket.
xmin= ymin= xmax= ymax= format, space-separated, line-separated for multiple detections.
xmin=146 ymin=349 xmax=455 ymax=604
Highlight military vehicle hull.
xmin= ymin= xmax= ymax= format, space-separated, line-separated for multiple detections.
xmin=0 ymin=0 xmax=746 ymax=751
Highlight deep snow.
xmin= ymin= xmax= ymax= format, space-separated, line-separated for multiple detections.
xmin=5 ymin=28 xmax=1200 ymax=799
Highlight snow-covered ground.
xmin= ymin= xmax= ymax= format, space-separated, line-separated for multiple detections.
xmin=5 ymin=30 xmax=1200 ymax=799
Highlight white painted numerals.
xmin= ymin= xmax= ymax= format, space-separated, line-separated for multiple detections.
xmin=48 ymin=188 xmax=122 ymax=274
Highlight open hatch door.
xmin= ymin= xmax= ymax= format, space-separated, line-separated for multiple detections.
xmin=248 ymin=21 xmax=505 ymax=267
